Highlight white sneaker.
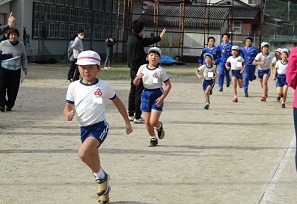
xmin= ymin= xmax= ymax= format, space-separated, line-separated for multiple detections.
xmin=108 ymin=67 xmax=113 ymax=69
xmin=104 ymin=67 xmax=109 ymax=69
xmin=128 ymin=116 xmax=134 ymax=121
xmin=133 ymin=117 xmax=145 ymax=124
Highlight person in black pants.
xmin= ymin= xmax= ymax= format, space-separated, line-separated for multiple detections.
xmin=67 ymin=33 xmax=77 ymax=82
xmin=127 ymin=19 xmax=166 ymax=124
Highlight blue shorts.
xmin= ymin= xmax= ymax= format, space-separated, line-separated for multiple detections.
xmin=80 ymin=121 xmax=109 ymax=146
xmin=231 ymin=70 xmax=243 ymax=79
xmin=276 ymin=74 xmax=288 ymax=87
xmin=202 ymin=79 xmax=215 ymax=91
xmin=258 ymin=69 xmax=270 ymax=79
xmin=141 ymin=88 xmax=163 ymax=112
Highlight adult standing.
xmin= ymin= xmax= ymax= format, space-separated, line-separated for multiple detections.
xmin=127 ymin=19 xmax=166 ymax=124
xmin=0 ymin=28 xmax=28 ymax=112
xmin=240 ymin=37 xmax=258 ymax=97
xmin=70 ymin=28 xmax=85 ymax=81
xmin=218 ymin=33 xmax=232 ymax=92
xmin=67 ymin=33 xmax=77 ymax=82
xmin=104 ymin=36 xmax=116 ymax=69
xmin=286 ymin=46 xmax=297 ymax=172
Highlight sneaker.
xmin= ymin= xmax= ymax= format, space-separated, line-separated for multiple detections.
xmin=0 ymin=106 xmax=4 ymax=112
xmin=134 ymin=117 xmax=145 ymax=124
xmin=128 ymin=116 xmax=134 ymax=121
xmin=104 ymin=67 xmax=109 ymax=69
xmin=232 ymin=97 xmax=238 ymax=102
xmin=6 ymin=107 xmax=11 ymax=111
xmin=261 ymin=96 xmax=266 ymax=101
xmin=244 ymin=92 xmax=248 ymax=97
xmin=98 ymin=185 xmax=110 ymax=204
xmin=148 ymin=138 xmax=158 ymax=147
xmin=226 ymin=81 xmax=230 ymax=88
xmin=276 ymin=96 xmax=281 ymax=102
xmin=108 ymin=67 xmax=113 ymax=69
xmin=281 ymin=103 xmax=286 ymax=108
xmin=96 ymin=171 xmax=110 ymax=197
xmin=157 ymin=122 xmax=165 ymax=139
xmin=204 ymin=104 xmax=209 ymax=110
xmin=219 ymin=87 xmax=223 ymax=92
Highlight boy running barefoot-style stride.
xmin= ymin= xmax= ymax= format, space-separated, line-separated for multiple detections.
xmin=274 ymin=48 xmax=289 ymax=108
xmin=64 ymin=50 xmax=133 ymax=203
xmin=253 ymin=42 xmax=275 ymax=102
xmin=133 ymin=47 xmax=171 ymax=147
xmin=196 ymin=53 xmax=217 ymax=109
xmin=225 ymin=46 xmax=246 ymax=102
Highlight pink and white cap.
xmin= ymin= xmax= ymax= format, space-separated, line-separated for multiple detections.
xmin=76 ymin=50 xmax=101 ymax=65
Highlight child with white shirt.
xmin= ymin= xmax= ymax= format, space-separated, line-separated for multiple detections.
xmin=275 ymin=48 xmax=289 ymax=108
xmin=133 ymin=47 xmax=171 ymax=147
xmin=64 ymin=50 xmax=133 ymax=203
xmin=253 ymin=42 xmax=275 ymax=101
xmin=226 ymin=46 xmax=246 ymax=102
xmin=196 ymin=53 xmax=217 ymax=109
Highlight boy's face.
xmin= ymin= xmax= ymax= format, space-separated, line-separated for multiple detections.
xmin=205 ymin=56 xmax=212 ymax=64
xmin=222 ymin=35 xmax=229 ymax=43
xmin=275 ymin=52 xmax=281 ymax=59
xmin=246 ymin=39 xmax=252 ymax=47
xmin=147 ymin=52 xmax=160 ymax=66
xmin=208 ymin=38 xmax=215 ymax=47
xmin=281 ymin=52 xmax=288 ymax=60
xmin=232 ymin=49 xmax=238 ymax=56
xmin=78 ymin=64 xmax=100 ymax=82
xmin=262 ymin=46 xmax=269 ymax=54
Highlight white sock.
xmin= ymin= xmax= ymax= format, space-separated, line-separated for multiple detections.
xmin=234 ymin=95 xmax=237 ymax=98
xmin=94 ymin=168 xmax=105 ymax=180
xmin=205 ymin=102 xmax=209 ymax=105
xmin=150 ymin=135 xmax=157 ymax=140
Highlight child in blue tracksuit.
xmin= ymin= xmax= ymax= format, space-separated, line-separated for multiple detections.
xmin=198 ymin=36 xmax=221 ymax=65
xmin=240 ymin=37 xmax=258 ymax=97
xmin=217 ymin=33 xmax=232 ymax=92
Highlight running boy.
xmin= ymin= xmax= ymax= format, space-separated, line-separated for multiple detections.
xmin=133 ymin=47 xmax=171 ymax=147
xmin=218 ymin=33 xmax=232 ymax=92
xmin=271 ymin=48 xmax=282 ymax=101
xmin=274 ymin=48 xmax=289 ymax=108
xmin=253 ymin=42 xmax=275 ymax=101
xmin=196 ymin=53 xmax=217 ymax=109
xmin=64 ymin=50 xmax=133 ymax=203
xmin=226 ymin=46 xmax=246 ymax=102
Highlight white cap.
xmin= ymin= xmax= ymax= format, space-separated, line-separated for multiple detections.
xmin=203 ymin=53 xmax=213 ymax=60
xmin=148 ymin=47 xmax=162 ymax=56
xmin=76 ymin=50 xmax=101 ymax=65
xmin=232 ymin=45 xmax=239 ymax=50
xmin=275 ymin=48 xmax=282 ymax=53
xmin=281 ymin=48 xmax=289 ymax=54
xmin=261 ymin=42 xmax=269 ymax=48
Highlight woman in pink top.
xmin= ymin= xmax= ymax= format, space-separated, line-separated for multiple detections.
xmin=286 ymin=46 xmax=297 ymax=172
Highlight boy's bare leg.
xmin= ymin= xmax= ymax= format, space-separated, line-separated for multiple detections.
xmin=150 ymin=110 xmax=162 ymax=128
xmin=78 ymin=137 xmax=100 ymax=173
xmin=232 ymin=77 xmax=237 ymax=96
xmin=238 ymin=79 xmax=243 ymax=88
xmin=283 ymin=86 xmax=288 ymax=102
xmin=143 ymin=112 xmax=154 ymax=136
xmin=263 ymin=74 xmax=269 ymax=98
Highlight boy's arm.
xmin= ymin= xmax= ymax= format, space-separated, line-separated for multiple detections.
xmin=240 ymin=62 xmax=247 ymax=74
xmin=64 ymin=103 xmax=75 ymax=121
xmin=156 ymin=80 xmax=171 ymax=106
xmin=195 ymin=69 xmax=202 ymax=78
xmin=111 ymin=96 xmax=133 ymax=134
xmin=133 ymin=72 xmax=143 ymax=86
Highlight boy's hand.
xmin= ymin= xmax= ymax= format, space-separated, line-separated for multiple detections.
xmin=67 ymin=110 xmax=75 ymax=121
xmin=160 ymin=28 xmax=166 ymax=38
xmin=126 ymin=124 xmax=133 ymax=134
xmin=198 ymin=74 xmax=202 ymax=79
xmin=156 ymin=96 xmax=164 ymax=107
xmin=240 ymin=70 xmax=244 ymax=74
xmin=226 ymin=67 xmax=231 ymax=70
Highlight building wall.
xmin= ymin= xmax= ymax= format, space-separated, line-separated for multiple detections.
xmin=0 ymin=3 xmax=10 ymax=25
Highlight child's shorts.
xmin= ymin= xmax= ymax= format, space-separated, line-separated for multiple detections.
xmin=80 ymin=120 xmax=109 ymax=146
xmin=231 ymin=70 xmax=243 ymax=79
xmin=202 ymin=79 xmax=215 ymax=91
xmin=276 ymin=74 xmax=288 ymax=87
xmin=258 ymin=69 xmax=270 ymax=79
xmin=141 ymin=88 xmax=163 ymax=112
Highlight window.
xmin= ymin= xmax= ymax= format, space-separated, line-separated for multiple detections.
xmin=248 ymin=0 xmax=257 ymax=4
xmin=233 ymin=21 xmax=242 ymax=34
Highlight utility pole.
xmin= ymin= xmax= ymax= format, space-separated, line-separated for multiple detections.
xmin=288 ymin=1 xmax=291 ymax=21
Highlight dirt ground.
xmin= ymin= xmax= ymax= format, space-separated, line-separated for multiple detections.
xmin=0 ymin=63 xmax=296 ymax=204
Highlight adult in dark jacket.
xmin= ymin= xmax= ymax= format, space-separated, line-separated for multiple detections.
xmin=104 ymin=36 xmax=116 ymax=69
xmin=127 ymin=19 xmax=166 ymax=124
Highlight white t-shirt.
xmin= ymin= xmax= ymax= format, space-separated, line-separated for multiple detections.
xmin=254 ymin=52 xmax=275 ymax=70
xmin=226 ymin=56 xmax=245 ymax=70
xmin=66 ymin=79 xmax=116 ymax=127
xmin=197 ymin=64 xmax=217 ymax=80
xmin=275 ymin=60 xmax=288 ymax=75
xmin=137 ymin=64 xmax=169 ymax=89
